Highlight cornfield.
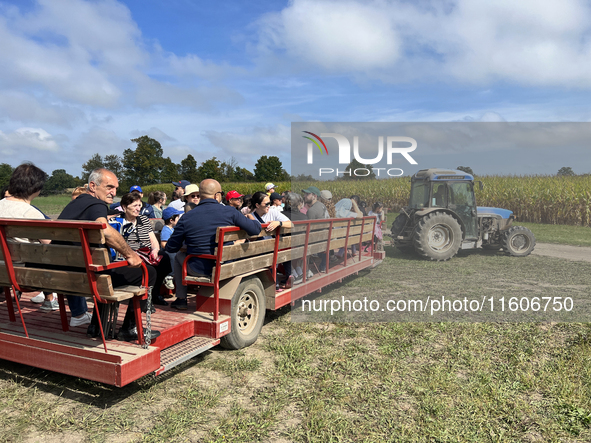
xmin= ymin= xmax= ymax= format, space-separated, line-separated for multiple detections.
xmin=141 ymin=175 xmax=591 ymax=226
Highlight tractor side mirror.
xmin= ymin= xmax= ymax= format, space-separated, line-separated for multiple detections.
xmin=476 ymin=181 xmax=484 ymax=190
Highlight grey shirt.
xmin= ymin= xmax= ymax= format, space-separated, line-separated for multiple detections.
xmin=307 ymin=200 xmax=329 ymax=220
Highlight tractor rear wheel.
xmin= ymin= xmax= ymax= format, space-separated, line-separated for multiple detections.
xmin=413 ymin=212 xmax=462 ymax=261
xmin=502 ymin=226 xmax=536 ymax=257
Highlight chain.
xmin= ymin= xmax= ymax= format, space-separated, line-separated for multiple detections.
xmin=142 ymin=286 xmax=153 ymax=349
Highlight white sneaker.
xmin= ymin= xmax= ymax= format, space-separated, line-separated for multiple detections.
xmin=39 ymin=299 xmax=59 ymax=312
xmin=307 ymin=270 xmax=314 ymax=279
xmin=70 ymin=311 xmax=92 ymax=327
xmin=30 ymin=293 xmax=45 ymax=303
xmin=164 ymin=275 xmax=175 ymax=290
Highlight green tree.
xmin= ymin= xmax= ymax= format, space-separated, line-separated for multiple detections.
xmin=557 ymin=166 xmax=575 ymax=177
xmin=0 ymin=163 xmax=14 ymax=189
xmin=160 ymin=157 xmax=180 ymax=183
xmin=457 ymin=166 xmax=475 ymax=176
xmin=104 ymin=154 xmax=123 ymax=179
xmin=122 ymin=136 xmax=165 ymax=187
xmin=220 ymin=157 xmax=238 ymax=182
xmin=197 ymin=157 xmax=223 ymax=182
xmin=254 ymin=156 xmax=285 ymax=182
xmin=340 ymin=159 xmax=376 ymax=180
xmin=81 ymin=153 xmax=104 ymax=182
xmin=180 ymin=154 xmax=199 ymax=183
xmin=43 ymin=169 xmax=78 ymax=195
xmin=235 ymin=167 xmax=255 ymax=182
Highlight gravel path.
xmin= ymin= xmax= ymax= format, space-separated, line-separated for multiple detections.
xmin=532 ymin=242 xmax=591 ymax=263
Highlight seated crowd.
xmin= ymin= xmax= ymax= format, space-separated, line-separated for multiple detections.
xmin=0 ymin=163 xmax=381 ymax=342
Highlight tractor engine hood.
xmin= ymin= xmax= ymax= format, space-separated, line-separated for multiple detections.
xmin=477 ymin=207 xmax=513 ymax=219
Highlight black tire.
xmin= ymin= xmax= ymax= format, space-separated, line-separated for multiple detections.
xmin=502 ymin=226 xmax=536 ymax=257
xmin=220 ymin=277 xmax=266 ymax=350
xmin=390 ymin=213 xmax=409 ymax=237
xmin=413 ymin=212 xmax=462 ymax=261
xmin=391 ymin=214 xmax=414 ymax=254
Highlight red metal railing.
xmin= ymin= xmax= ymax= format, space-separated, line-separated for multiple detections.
xmin=179 ymin=216 xmax=378 ymax=324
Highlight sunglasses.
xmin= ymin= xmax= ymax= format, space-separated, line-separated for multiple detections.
xmin=261 ymin=202 xmax=271 ymax=207
xmin=189 ymin=194 xmax=200 ymax=199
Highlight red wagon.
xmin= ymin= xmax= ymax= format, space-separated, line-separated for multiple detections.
xmin=0 ymin=217 xmax=384 ymax=386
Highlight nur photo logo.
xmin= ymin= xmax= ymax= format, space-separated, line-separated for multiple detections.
xmin=303 ymin=131 xmax=418 ymax=178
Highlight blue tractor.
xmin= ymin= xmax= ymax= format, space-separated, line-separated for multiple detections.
xmin=391 ymin=168 xmax=536 ymax=261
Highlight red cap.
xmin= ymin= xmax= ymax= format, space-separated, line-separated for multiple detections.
xmin=226 ymin=190 xmax=244 ymax=199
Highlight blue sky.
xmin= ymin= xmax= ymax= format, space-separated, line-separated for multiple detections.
xmin=1 ymin=0 xmax=591 ymax=178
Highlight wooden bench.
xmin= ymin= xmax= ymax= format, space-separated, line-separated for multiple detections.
xmin=0 ymin=219 xmax=151 ymax=350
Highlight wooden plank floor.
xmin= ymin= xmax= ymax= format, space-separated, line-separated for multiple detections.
xmin=0 ymin=291 xmax=224 ymax=386
xmin=0 ymin=291 xmax=207 ymax=353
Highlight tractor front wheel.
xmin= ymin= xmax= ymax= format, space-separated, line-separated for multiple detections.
xmin=413 ymin=212 xmax=462 ymax=261
xmin=502 ymin=226 xmax=536 ymax=257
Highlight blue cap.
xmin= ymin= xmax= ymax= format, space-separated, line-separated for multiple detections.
xmin=130 ymin=185 xmax=142 ymax=193
xmin=162 ymin=206 xmax=183 ymax=220
xmin=172 ymin=180 xmax=191 ymax=189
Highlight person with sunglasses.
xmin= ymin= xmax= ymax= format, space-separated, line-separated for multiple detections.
xmin=183 ymin=184 xmax=200 ymax=206
xmin=247 ymin=191 xmax=293 ymax=289
xmin=226 ymin=190 xmax=244 ymax=210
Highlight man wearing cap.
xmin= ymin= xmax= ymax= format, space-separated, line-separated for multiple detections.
xmin=226 ymin=190 xmax=244 ymax=210
xmin=130 ymin=185 xmax=155 ymax=218
xmin=269 ymin=192 xmax=283 ymax=211
xmin=320 ymin=190 xmax=336 ymax=218
xmin=169 ymin=180 xmax=190 ymax=211
xmin=165 ymin=179 xmax=263 ymax=310
xmin=265 ymin=183 xmax=276 ymax=196
xmin=303 ymin=186 xmax=329 ymax=220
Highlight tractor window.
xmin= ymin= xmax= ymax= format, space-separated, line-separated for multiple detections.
xmin=431 ymin=183 xmax=446 ymax=207
xmin=448 ymin=182 xmax=475 ymax=207
xmin=409 ymin=181 xmax=429 ymax=208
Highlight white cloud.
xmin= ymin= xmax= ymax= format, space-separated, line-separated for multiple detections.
xmin=0 ymin=91 xmax=85 ymax=127
xmin=257 ymin=0 xmax=401 ymax=73
xmin=73 ymin=126 xmax=131 ymax=159
xmin=203 ymin=124 xmax=291 ymax=168
xmin=0 ymin=127 xmax=60 ymax=155
xmin=255 ymin=0 xmax=591 ymax=87
xmin=0 ymin=0 xmax=242 ymax=112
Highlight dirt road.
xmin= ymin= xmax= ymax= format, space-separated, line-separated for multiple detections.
xmin=533 ymin=242 xmax=591 ymax=263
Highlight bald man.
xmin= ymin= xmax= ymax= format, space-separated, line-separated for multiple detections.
xmin=165 ymin=179 xmax=262 ymax=309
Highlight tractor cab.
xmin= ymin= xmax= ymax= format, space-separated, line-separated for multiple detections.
xmin=409 ymin=169 xmax=479 ymax=240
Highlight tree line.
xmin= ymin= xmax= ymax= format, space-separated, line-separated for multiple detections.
xmin=0 ymin=136 xmax=291 ymax=195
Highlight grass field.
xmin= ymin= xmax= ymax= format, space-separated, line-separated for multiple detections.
xmin=33 ymin=194 xmax=73 ymax=216
xmin=1 ymin=247 xmax=591 ymax=442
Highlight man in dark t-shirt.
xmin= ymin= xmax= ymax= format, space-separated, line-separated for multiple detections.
xmin=58 ymin=168 xmax=158 ymax=341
